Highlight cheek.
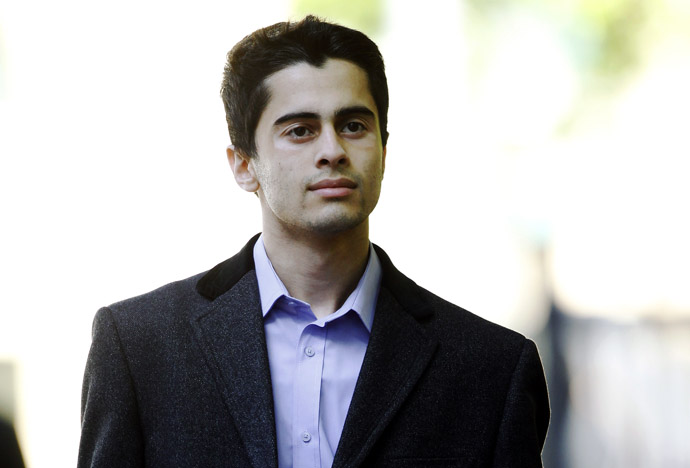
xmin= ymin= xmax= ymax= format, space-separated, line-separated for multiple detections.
xmin=254 ymin=158 xmax=277 ymax=184
xmin=364 ymin=155 xmax=384 ymax=181
xmin=258 ymin=161 xmax=299 ymax=199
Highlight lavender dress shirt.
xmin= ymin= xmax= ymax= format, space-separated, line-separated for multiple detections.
xmin=253 ymin=236 xmax=382 ymax=468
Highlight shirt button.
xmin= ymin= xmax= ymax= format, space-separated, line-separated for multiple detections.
xmin=304 ymin=346 xmax=315 ymax=357
xmin=301 ymin=431 xmax=311 ymax=443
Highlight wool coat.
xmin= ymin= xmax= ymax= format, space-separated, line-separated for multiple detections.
xmin=78 ymin=235 xmax=549 ymax=468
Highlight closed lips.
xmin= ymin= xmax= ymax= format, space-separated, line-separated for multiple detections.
xmin=308 ymin=178 xmax=357 ymax=190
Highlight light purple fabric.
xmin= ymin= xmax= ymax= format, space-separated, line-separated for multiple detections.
xmin=253 ymin=235 xmax=381 ymax=468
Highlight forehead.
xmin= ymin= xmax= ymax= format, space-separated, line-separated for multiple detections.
xmin=259 ymin=58 xmax=378 ymax=124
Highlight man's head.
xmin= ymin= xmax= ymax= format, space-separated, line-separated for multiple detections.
xmin=221 ymin=15 xmax=389 ymax=157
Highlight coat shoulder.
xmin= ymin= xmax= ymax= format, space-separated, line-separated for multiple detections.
xmin=420 ymin=285 xmax=528 ymax=349
xmin=105 ymin=272 xmax=209 ymax=321
xmin=94 ymin=271 xmax=215 ymax=348
xmin=101 ymin=234 xmax=260 ymax=331
xmin=374 ymin=244 xmax=529 ymax=356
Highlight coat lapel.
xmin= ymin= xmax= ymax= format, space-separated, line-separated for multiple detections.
xmin=332 ymin=246 xmax=439 ymax=468
xmin=190 ymin=235 xmax=278 ymax=468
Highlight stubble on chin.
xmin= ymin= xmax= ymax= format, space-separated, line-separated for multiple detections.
xmin=302 ymin=209 xmax=367 ymax=235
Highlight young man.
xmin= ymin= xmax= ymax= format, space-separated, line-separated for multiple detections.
xmin=79 ymin=16 xmax=549 ymax=468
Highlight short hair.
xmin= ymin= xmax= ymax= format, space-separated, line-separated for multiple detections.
xmin=221 ymin=15 xmax=389 ymax=157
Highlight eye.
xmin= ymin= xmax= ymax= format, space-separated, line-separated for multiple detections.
xmin=286 ymin=125 xmax=314 ymax=139
xmin=342 ymin=121 xmax=366 ymax=134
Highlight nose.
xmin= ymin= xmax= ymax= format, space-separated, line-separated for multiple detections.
xmin=315 ymin=125 xmax=348 ymax=168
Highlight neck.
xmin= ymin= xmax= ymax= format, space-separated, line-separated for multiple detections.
xmin=261 ymin=221 xmax=370 ymax=319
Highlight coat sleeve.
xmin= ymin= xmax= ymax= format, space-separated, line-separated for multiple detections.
xmin=78 ymin=307 xmax=145 ymax=467
xmin=492 ymin=339 xmax=550 ymax=468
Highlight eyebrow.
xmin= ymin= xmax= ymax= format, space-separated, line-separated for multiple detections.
xmin=335 ymin=106 xmax=376 ymax=120
xmin=272 ymin=106 xmax=376 ymax=127
xmin=273 ymin=112 xmax=319 ymax=126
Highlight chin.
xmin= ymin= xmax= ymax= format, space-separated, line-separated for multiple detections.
xmin=302 ymin=211 xmax=368 ymax=235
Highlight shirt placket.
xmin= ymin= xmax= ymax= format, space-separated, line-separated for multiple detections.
xmin=293 ymin=320 xmax=327 ymax=468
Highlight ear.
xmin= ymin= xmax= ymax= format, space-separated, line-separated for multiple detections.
xmin=227 ymin=145 xmax=260 ymax=193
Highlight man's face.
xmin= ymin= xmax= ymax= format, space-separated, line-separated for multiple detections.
xmin=247 ymin=58 xmax=386 ymax=236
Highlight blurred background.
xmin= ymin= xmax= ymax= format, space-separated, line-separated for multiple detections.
xmin=1 ymin=0 xmax=689 ymax=466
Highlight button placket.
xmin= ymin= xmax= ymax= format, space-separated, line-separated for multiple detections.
xmin=293 ymin=324 xmax=325 ymax=467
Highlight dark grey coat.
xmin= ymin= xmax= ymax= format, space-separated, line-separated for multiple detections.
xmin=78 ymin=235 xmax=549 ymax=467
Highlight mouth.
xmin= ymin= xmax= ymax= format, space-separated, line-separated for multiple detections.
xmin=308 ymin=178 xmax=357 ymax=198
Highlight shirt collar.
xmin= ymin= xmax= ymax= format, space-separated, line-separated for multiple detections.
xmin=253 ymin=234 xmax=381 ymax=332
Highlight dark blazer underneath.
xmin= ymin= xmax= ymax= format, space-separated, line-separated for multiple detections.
xmin=78 ymin=235 xmax=549 ymax=468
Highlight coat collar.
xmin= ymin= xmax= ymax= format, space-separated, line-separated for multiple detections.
xmin=373 ymin=244 xmax=434 ymax=321
xmin=196 ymin=233 xmax=434 ymax=322
xmin=195 ymin=233 xmax=260 ymax=300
